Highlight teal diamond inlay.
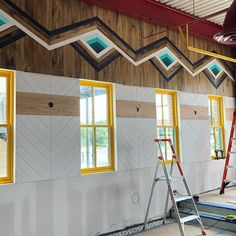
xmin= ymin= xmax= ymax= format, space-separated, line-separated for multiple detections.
xmin=0 ymin=15 xmax=9 ymax=26
xmin=86 ymin=34 xmax=108 ymax=54
xmin=210 ymin=64 xmax=222 ymax=77
xmin=159 ymin=52 xmax=175 ymax=67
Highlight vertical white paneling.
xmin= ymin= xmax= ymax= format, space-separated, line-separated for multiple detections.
xmin=179 ymin=92 xmax=208 ymax=106
xmin=51 ymin=76 xmax=80 ymax=179
xmin=116 ymin=118 xmax=139 ymax=170
xmin=15 ymin=115 xmax=50 ymax=182
xmin=136 ymin=86 xmax=155 ymax=103
xmin=16 ymin=71 xmax=50 ymax=94
xmin=136 ymin=87 xmax=157 ymax=168
xmin=138 ymin=118 xmax=157 ymax=168
xmin=15 ymin=71 xmax=51 ymax=183
xmin=181 ymin=120 xmax=211 ymax=163
xmin=224 ymin=96 xmax=235 ymax=109
xmin=51 ymin=76 xmax=79 ymax=97
xmin=51 ymin=116 xmax=80 ymax=179
xmin=115 ymin=84 xmax=137 ymax=101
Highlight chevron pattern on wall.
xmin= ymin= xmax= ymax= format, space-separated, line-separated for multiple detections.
xmin=116 ymin=118 xmax=139 ymax=170
xmin=16 ymin=71 xmax=51 ymax=94
xmin=138 ymin=118 xmax=157 ymax=168
xmin=0 ymin=0 xmax=233 ymax=88
xmin=116 ymin=85 xmax=158 ymax=170
xmin=181 ymin=120 xmax=211 ymax=163
xmin=51 ymin=76 xmax=80 ymax=96
xmin=15 ymin=71 xmax=81 ymax=183
xmin=15 ymin=115 xmax=51 ymax=182
xmin=51 ymin=116 xmax=80 ymax=179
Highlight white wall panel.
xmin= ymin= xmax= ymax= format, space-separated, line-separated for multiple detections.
xmin=136 ymin=87 xmax=155 ymax=103
xmin=181 ymin=120 xmax=211 ymax=163
xmin=138 ymin=118 xmax=157 ymax=168
xmin=16 ymin=71 xmax=50 ymax=94
xmin=15 ymin=115 xmax=50 ymax=182
xmin=224 ymin=96 xmax=235 ymax=109
xmin=51 ymin=116 xmax=80 ymax=179
xmin=115 ymin=84 xmax=137 ymax=101
xmin=51 ymin=76 xmax=79 ymax=96
xmin=116 ymin=118 xmax=139 ymax=170
xmin=179 ymin=91 xmax=208 ymax=106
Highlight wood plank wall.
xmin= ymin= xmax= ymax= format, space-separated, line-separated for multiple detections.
xmin=0 ymin=0 xmax=235 ymax=97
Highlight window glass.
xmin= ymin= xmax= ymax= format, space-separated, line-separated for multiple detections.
xmin=0 ymin=77 xmax=6 ymax=124
xmin=156 ymin=94 xmax=162 ymax=126
xmin=208 ymin=96 xmax=225 ymax=159
xmin=81 ymin=127 xmax=94 ymax=168
xmin=80 ymin=86 xmax=92 ymax=125
xmin=0 ymin=71 xmax=14 ymax=184
xmin=156 ymin=90 xmax=179 ymax=162
xmin=0 ymin=127 xmax=7 ymax=178
xmin=94 ymin=87 xmax=107 ymax=125
xmin=96 ymin=127 xmax=109 ymax=167
xmin=80 ymin=81 xmax=114 ymax=173
xmin=163 ymin=94 xmax=173 ymax=126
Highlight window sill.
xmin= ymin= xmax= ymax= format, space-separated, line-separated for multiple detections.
xmin=80 ymin=166 xmax=115 ymax=175
xmin=211 ymin=157 xmax=226 ymax=160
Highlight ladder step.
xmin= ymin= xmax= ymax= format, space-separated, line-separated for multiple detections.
xmin=230 ymin=151 xmax=236 ymax=154
xmin=232 ymin=138 xmax=236 ymax=141
xmin=156 ymin=176 xmax=184 ymax=182
xmin=180 ymin=215 xmax=199 ymax=224
xmin=175 ymin=196 xmax=192 ymax=202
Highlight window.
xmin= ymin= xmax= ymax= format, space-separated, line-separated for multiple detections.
xmin=0 ymin=70 xmax=14 ymax=184
xmin=80 ymin=80 xmax=114 ymax=174
xmin=208 ymin=95 xmax=225 ymax=159
xmin=155 ymin=89 xmax=179 ymax=163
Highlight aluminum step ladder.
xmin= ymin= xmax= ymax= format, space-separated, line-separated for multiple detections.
xmin=143 ymin=138 xmax=206 ymax=236
xmin=220 ymin=111 xmax=236 ymax=194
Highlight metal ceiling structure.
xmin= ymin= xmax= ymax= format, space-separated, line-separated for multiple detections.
xmin=159 ymin=0 xmax=233 ymax=26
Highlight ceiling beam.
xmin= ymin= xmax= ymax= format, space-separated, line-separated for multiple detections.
xmin=82 ymin=0 xmax=223 ymax=40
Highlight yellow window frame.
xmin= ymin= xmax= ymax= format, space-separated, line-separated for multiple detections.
xmin=208 ymin=95 xmax=225 ymax=159
xmin=80 ymin=80 xmax=114 ymax=174
xmin=155 ymin=89 xmax=180 ymax=164
xmin=0 ymin=70 xmax=14 ymax=184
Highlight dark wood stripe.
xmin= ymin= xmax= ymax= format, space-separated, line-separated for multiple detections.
xmin=0 ymin=26 xmax=26 ymax=48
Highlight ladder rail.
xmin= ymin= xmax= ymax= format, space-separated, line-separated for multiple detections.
xmin=169 ymin=139 xmax=206 ymax=235
xmin=163 ymin=153 xmax=175 ymax=224
xmin=143 ymin=138 xmax=206 ymax=236
xmin=143 ymin=156 xmax=160 ymax=230
xmin=157 ymin=141 xmax=185 ymax=236
xmin=220 ymin=111 xmax=236 ymax=194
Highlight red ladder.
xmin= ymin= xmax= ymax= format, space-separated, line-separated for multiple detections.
xmin=220 ymin=111 xmax=236 ymax=194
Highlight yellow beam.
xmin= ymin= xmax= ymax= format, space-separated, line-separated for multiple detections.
xmin=184 ymin=23 xmax=236 ymax=64
xmin=188 ymin=46 xmax=236 ymax=63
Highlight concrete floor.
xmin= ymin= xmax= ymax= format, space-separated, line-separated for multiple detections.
xmin=138 ymin=223 xmax=235 ymax=236
xmin=200 ymin=187 xmax=236 ymax=205
xmin=139 ymin=187 xmax=236 ymax=236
